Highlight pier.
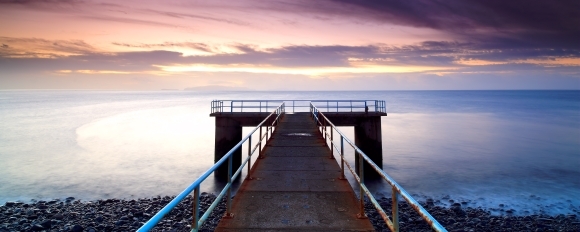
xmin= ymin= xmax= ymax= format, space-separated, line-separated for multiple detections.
xmin=138 ymin=100 xmax=446 ymax=232
xmin=215 ymin=112 xmax=374 ymax=231
xmin=211 ymin=100 xmax=387 ymax=179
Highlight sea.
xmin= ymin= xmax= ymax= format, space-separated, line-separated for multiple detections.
xmin=0 ymin=90 xmax=578 ymax=216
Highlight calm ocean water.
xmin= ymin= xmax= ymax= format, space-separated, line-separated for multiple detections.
xmin=0 ymin=90 xmax=578 ymax=215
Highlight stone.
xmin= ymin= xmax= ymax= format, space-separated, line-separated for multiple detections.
xmin=70 ymin=224 xmax=84 ymax=232
xmin=40 ymin=219 xmax=52 ymax=229
xmin=4 ymin=202 xmax=16 ymax=207
xmin=52 ymin=213 xmax=64 ymax=220
xmin=31 ymin=224 xmax=44 ymax=231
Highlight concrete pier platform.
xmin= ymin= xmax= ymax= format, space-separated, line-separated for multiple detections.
xmin=215 ymin=113 xmax=374 ymax=231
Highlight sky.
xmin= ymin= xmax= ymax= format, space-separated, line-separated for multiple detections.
xmin=1 ymin=0 xmax=579 ymax=90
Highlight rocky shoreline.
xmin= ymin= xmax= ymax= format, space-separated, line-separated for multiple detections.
xmin=1 ymin=194 xmax=579 ymax=232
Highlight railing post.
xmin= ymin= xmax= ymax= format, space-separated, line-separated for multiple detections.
xmin=247 ymin=136 xmax=253 ymax=180
xmin=340 ymin=136 xmax=345 ymax=180
xmin=323 ymin=119 xmax=326 ymax=141
xmin=191 ymin=186 xmax=200 ymax=231
xmin=350 ymin=100 xmax=352 ymax=112
xmin=259 ymin=126 xmax=263 ymax=159
xmin=330 ymin=128 xmax=334 ymax=159
xmin=224 ymin=155 xmax=233 ymax=218
xmin=357 ymin=151 xmax=366 ymax=219
xmin=392 ymin=187 xmax=399 ymax=232
xmin=365 ymin=101 xmax=368 ymax=113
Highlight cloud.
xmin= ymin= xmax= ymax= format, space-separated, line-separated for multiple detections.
xmin=2 ymin=37 xmax=579 ymax=73
xmin=140 ymin=8 xmax=251 ymax=27
xmin=0 ymin=1 xmax=192 ymax=29
xmin=264 ymin=0 xmax=580 ymax=49
xmin=0 ymin=0 xmax=83 ymax=5
xmin=112 ymin=42 xmax=214 ymax=53
xmin=80 ymin=14 xmax=188 ymax=28
xmin=0 ymin=36 xmax=578 ymax=88
xmin=0 ymin=37 xmax=97 ymax=58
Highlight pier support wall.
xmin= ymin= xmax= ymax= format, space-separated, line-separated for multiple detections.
xmin=354 ymin=117 xmax=383 ymax=179
xmin=323 ymin=113 xmax=385 ymax=179
xmin=212 ymin=112 xmax=385 ymax=180
xmin=214 ymin=117 xmax=242 ymax=180
xmin=212 ymin=112 xmax=272 ymax=179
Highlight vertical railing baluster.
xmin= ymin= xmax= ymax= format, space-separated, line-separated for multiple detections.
xmin=357 ymin=151 xmax=366 ymax=218
xmin=392 ymin=187 xmax=399 ymax=232
xmin=259 ymin=126 xmax=263 ymax=159
xmin=324 ymin=118 xmax=327 ymax=142
xmin=330 ymin=128 xmax=334 ymax=159
xmin=365 ymin=101 xmax=368 ymax=113
xmin=247 ymin=136 xmax=252 ymax=180
xmin=192 ymin=186 xmax=200 ymax=231
xmin=225 ymin=155 xmax=233 ymax=217
xmin=340 ymin=137 xmax=345 ymax=179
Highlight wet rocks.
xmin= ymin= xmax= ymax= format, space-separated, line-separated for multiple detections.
xmin=364 ymin=198 xmax=580 ymax=232
xmin=0 ymin=194 xmax=226 ymax=232
xmin=1 ymin=195 xmax=579 ymax=231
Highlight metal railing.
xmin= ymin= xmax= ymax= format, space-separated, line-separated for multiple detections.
xmin=138 ymin=103 xmax=285 ymax=232
xmin=310 ymin=103 xmax=446 ymax=232
xmin=211 ymin=100 xmax=386 ymax=114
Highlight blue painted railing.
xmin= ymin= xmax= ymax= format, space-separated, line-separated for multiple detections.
xmin=137 ymin=103 xmax=285 ymax=231
xmin=310 ymin=103 xmax=447 ymax=232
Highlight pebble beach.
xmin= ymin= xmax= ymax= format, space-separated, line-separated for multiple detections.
xmin=1 ymin=194 xmax=579 ymax=232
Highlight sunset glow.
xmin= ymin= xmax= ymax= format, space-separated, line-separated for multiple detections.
xmin=1 ymin=0 xmax=579 ymax=90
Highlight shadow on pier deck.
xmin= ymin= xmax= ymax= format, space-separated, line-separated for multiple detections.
xmin=215 ymin=113 xmax=374 ymax=231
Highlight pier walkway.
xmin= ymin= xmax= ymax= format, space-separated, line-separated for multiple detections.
xmin=215 ymin=113 xmax=374 ymax=231
xmin=138 ymin=100 xmax=446 ymax=232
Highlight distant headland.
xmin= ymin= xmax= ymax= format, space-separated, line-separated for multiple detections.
xmin=183 ymin=85 xmax=253 ymax=91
